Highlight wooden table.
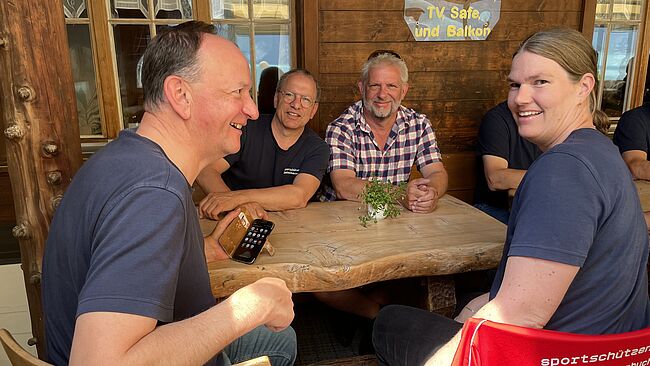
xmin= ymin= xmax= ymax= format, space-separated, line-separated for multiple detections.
xmin=636 ymin=180 xmax=650 ymax=212
xmin=201 ymin=195 xmax=506 ymax=314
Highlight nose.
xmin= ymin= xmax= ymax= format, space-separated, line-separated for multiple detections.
xmin=289 ymin=94 xmax=302 ymax=109
xmin=243 ymin=93 xmax=259 ymax=120
xmin=377 ymin=85 xmax=389 ymax=99
xmin=512 ymin=84 xmax=532 ymax=106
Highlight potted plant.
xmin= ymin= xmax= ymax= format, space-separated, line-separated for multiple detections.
xmin=358 ymin=179 xmax=407 ymax=227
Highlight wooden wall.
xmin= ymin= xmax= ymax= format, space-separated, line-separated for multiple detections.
xmin=304 ymin=0 xmax=591 ymax=201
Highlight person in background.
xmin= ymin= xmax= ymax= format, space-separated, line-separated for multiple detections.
xmin=196 ymin=69 xmax=329 ymax=219
xmin=474 ymin=100 xmax=541 ymax=224
xmin=613 ymin=103 xmax=650 ymax=229
xmin=323 ymin=50 xmax=448 ymax=214
xmin=41 ymin=21 xmax=296 ymax=366
xmin=314 ymin=50 xmax=448 ymax=353
xmin=373 ymin=28 xmax=650 ymax=366
xmin=258 ymin=66 xmax=282 ymax=115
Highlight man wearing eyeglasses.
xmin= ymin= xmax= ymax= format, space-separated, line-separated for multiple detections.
xmin=323 ymin=51 xmax=448 ymax=214
xmin=197 ymin=69 xmax=329 ymax=219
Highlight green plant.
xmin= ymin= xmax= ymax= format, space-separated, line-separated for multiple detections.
xmin=358 ymin=179 xmax=407 ymax=227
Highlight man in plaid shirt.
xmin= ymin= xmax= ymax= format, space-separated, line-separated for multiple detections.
xmin=323 ymin=51 xmax=448 ymax=213
xmin=314 ymin=52 xmax=449 ymax=352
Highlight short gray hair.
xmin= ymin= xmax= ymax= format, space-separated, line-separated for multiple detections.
xmin=361 ymin=53 xmax=409 ymax=85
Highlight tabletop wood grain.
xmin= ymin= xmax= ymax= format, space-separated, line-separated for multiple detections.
xmin=202 ymin=195 xmax=506 ymax=298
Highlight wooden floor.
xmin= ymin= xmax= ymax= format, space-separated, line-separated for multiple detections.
xmin=0 ymin=264 xmax=35 ymax=366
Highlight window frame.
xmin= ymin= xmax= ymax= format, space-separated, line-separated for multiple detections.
xmin=590 ymin=0 xmax=650 ymax=131
xmin=65 ymin=0 xmax=297 ymax=152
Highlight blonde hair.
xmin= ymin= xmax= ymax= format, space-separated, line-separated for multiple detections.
xmin=515 ymin=28 xmax=610 ymax=134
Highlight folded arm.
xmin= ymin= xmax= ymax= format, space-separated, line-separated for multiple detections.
xmin=199 ymin=173 xmax=320 ymax=218
xmin=330 ymin=169 xmax=367 ymax=201
xmin=622 ymin=150 xmax=650 ymax=180
xmin=196 ymin=158 xmax=233 ymax=194
xmin=70 ymin=277 xmax=294 ymax=366
xmin=482 ymin=155 xmax=527 ymax=191
xmin=425 ymin=256 xmax=579 ymax=365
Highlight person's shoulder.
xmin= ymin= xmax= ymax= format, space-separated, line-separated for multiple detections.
xmin=483 ymin=101 xmax=513 ymax=124
xmin=398 ymin=105 xmax=431 ymax=129
xmin=619 ymin=104 xmax=650 ymax=127
xmin=549 ymin=129 xmax=614 ymax=163
xmin=246 ymin=114 xmax=273 ymax=133
xmin=331 ymin=101 xmax=362 ymax=126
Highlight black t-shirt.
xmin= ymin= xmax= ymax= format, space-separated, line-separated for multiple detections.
xmin=613 ymin=103 xmax=650 ymax=158
xmin=474 ymin=101 xmax=542 ymax=208
xmin=222 ymin=114 xmax=329 ymax=190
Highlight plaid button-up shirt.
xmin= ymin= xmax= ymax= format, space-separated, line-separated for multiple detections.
xmin=322 ymin=101 xmax=442 ymax=201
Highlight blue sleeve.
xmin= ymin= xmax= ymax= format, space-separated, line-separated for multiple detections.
xmin=508 ymin=152 xmax=606 ymax=267
xmin=77 ymin=187 xmax=188 ymax=322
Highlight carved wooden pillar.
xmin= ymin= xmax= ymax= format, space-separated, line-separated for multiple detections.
xmin=0 ymin=0 xmax=82 ymax=359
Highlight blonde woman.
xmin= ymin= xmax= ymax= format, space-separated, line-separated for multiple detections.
xmin=373 ymin=28 xmax=650 ymax=366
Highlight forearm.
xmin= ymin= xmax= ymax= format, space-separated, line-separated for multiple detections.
xmin=628 ymin=160 xmax=650 ymax=180
xmin=197 ymin=173 xmax=231 ymax=194
xmin=130 ymin=299 xmax=259 ymax=365
xmin=424 ymin=169 xmax=448 ymax=197
xmin=332 ymin=177 xmax=367 ymax=201
xmin=71 ymin=297 xmax=263 ymax=366
xmin=234 ymin=185 xmax=312 ymax=211
xmin=486 ymin=168 xmax=527 ymax=191
xmin=426 ymin=298 xmax=545 ymax=365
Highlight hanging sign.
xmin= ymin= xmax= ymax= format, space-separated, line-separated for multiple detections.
xmin=404 ymin=0 xmax=501 ymax=41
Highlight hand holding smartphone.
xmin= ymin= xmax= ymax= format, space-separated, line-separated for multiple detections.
xmin=218 ymin=209 xmax=275 ymax=264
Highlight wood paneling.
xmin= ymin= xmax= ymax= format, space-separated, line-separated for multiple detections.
xmin=309 ymin=0 xmax=588 ymax=203
xmin=320 ymin=0 xmax=583 ymax=12
xmin=320 ymin=71 xmax=509 ymax=102
xmin=320 ymin=41 xmax=520 ymax=73
xmin=320 ymin=11 xmax=582 ymax=42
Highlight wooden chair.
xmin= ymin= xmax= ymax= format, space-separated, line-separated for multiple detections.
xmin=451 ymin=318 xmax=650 ymax=366
xmin=0 ymin=329 xmax=49 ymax=366
xmin=1 ymin=328 xmax=270 ymax=366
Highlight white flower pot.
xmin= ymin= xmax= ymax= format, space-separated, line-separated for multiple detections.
xmin=368 ymin=204 xmax=386 ymax=220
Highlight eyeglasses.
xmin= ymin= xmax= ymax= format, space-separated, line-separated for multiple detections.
xmin=367 ymin=49 xmax=402 ymax=61
xmin=277 ymin=90 xmax=316 ymax=108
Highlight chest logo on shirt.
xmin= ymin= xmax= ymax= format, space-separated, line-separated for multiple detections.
xmin=284 ymin=168 xmax=300 ymax=176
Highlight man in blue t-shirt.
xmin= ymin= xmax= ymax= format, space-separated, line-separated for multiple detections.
xmin=196 ymin=69 xmax=329 ymax=220
xmin=613 ymin=103 xmax=650 ymax=228
xmin=42 ymin=21 xmax=296 ymax=366
xmin=475 ymin=101 xmax=541 ymax=224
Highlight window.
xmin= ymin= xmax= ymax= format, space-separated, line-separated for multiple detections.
xmin=592 ymin=0 xmax=645 ymax=120
xmin=63 ymin=0 xmax=295 ymax=150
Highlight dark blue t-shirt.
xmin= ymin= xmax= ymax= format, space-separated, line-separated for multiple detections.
xmin=222 ymin=114 xmax=329 ymax=191
xmin=42 ymin=130 xmax=219 ymax=365
xmin=613 ymin=103 xmax=650 ymax=158
xmin=490 ymin=128 xmax=650 ymax=334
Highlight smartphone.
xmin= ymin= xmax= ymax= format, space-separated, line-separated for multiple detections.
xmin=231 ymin=219 xmax=275 ymax=264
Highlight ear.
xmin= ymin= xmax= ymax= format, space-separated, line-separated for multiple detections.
xmin=273 ymin=90 xmax=279 ymax=109
xmin=163 ymin=75 xmax=192 ymax=120
xmin=357 ymin=80 xmax=364 ymax=96
xmin=577 ymin=73 xmax=595 ymax=102
xmin=308 ymin=102 xmax=319 ymax=119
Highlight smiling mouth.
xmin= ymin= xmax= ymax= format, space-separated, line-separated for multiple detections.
xmin=518 ymin=111 xmax=542 ymax=117
xmin=229 ymin=122 xmax=244 ymax=130
xmin=287 ymin=111 xmax=301 ymax=118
